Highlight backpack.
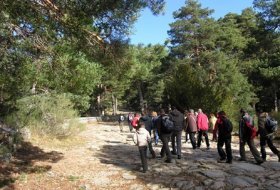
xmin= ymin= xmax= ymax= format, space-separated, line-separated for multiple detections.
xmin=223 ymin=118 xmax=233 ymax=133
xmin=265 ymin=117 xmax=278 ymax=133
xmin=131 ymin=117 xmax=139 ymax=129
xmin=161 ymin=115 xmax=174 ymax=133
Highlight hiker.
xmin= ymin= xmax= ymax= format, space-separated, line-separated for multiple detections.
xmin=118 ymin=114 xmax=125 ymax=132
xmin=133 ymin=118 xmax=151 ymax=173
xmin=216 ymin=111 xmax=233 ymax=164
xmin=127 ymin=112 xmax=134 ymax=132
xmin=140 ymin=111 xmax=156 ymax=158
xmin=157 ymin=108 xmax=172 ymax=163
xmin=209 ymin=113 xmax=218 ymax=141
xmin=197 ymin=109 xmax=210 ymax=149
xmin=184 ymin=110 xmax=189 ymax=143
xmin=170 ymin=106 xmax=185 ymax=159
xmin=151 ymin=111 xmax=159 ymax=145
xmin=257 ymin=109 xmax=280 ymax=162
xmin=239 ymin=109 xmax=263 ymax=164
xmin=131 ymin=113 xmax=141 ymax=130
xmin=185 ymin=109 xmax=197 ymax=149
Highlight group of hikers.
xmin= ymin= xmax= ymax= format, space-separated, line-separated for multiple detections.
xmin=118 ymin=107 xmax=279 ymax=173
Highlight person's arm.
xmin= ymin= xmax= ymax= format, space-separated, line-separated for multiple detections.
xmin=133 ymin=132 xmax=138 ymax=145
xmin=156 ymin=117 xmax=161 ymax=135
xmin=197 ymin=115 xmax=201 ymax=130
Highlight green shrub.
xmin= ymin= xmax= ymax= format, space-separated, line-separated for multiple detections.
xmin=6 ymin=93 xmax=84 ymax=138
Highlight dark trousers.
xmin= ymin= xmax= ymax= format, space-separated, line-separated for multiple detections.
xmin=260 ymin=135 xmax=280 ymax=159
xmin=148 ymin=141 xmax=156 ymax=157
xmin=185 ymin=131 xmax=189 ymax=141
xmin=128 ymin=121 xmax=133 ymax=132
xmin=197 ymin=130 xmax=210 ymax=148
xmin=160 ymin=133 xmax=172 ymax=161
xmin=240 ymin=137 xmax=262 ymax=162
xmin=138 ymin=146 xmax=148 ymax=172
xmin=217 ymin=137 xmax=232 ymax=161
xmin=189 ymin=132 xmax=197 ymax=149
xmin=171 ymin=130 xmax=182 ymax=156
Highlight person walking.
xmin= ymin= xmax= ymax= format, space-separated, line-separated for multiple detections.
xmin=127 ymin=112 xmax=134 ymax=132
xmin=197 ymin=109 xmax=210 ymax=149
xmin=184 ymin=110 xmax=189 ymax=143
xmin=118 ymin=114 xmax=125 ymax=132
xmin=151 ymin=111 xmax=159 ymax=145
xmin=170 ymin=106 xmax=185 ymax=159
xmin=140 ymin=111 xmax=156 ymax=158
xmin=133 ymin=118 xmax=151 ymax=173
xmin=209 ymin=113 xmax=218 ymax=141
xmin=216 ymin=111 xmax=233 ymax=164
xmin=185 ymin=109 xmax=197 ymax=149
xmin=239 ymin=109 xmax=263 ymax=164
xmin=257 ymin=109 xmax=280 ymax=162
xmin=157 ymin=108 xmax=173 ymax=163
xmin=131 ymin=113 xmax=141 ymax=130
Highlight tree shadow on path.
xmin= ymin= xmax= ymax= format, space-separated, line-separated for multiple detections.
xmin=94 ymin=133 xmax=226 ymax=189
xmin=0 ymin=141 xmax=63 ymax=189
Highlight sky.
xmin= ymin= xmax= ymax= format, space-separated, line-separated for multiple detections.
xmin=130 ymin=0 xmax=254 ymax=45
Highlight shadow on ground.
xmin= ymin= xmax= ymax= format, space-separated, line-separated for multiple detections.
xmin=0 ymin=141 xmax=63 ymax=189
xmin=95 ymin=133 xmax=225 ymax=189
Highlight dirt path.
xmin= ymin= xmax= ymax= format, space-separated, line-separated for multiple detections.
xmin=1 ymin=121 xmax=280 ymax=190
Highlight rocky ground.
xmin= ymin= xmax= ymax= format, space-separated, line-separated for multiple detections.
xmin=1 ymin=121 xmax=280 ymax=190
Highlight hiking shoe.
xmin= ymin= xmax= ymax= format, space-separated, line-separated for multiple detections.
xmin=226 ymin=160 xmax=232 ymax=164
xmin=152 ymin=153 xmax=156 ymax=159
xmin=171 ymin=151 xmax=177 ymax=155
xmin=238 ymin=158 xmax=247 ymax=161
xmin=165 ymin=159 xmax=172 ymax=163
xmin=206 ymin=146 xmax=210 ymax=150
xmin=217 ymin=158 xmax=226 ymax=163
xmin=177 ymin=155 xmax=181 ymax=159
xmin=256 ymin=160 xmax=264 ymax=165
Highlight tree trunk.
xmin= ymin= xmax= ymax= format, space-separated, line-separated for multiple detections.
xmin=31 ymin=82 xmax=37 ymax=94
xmin=137 ymin=82 xmax=144 ymax=112
xmin=112 ymin=93 xmax=116 ymax=115
xmin=97 ymin=95 xmax=101 ymax=115
xmin=115 ymin=97 xmax=118 ymax=114
xmin=274 ymin=90 xmax=278 ymax=112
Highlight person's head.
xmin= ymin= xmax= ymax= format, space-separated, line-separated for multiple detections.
xmin=198 ymin=108 xmax=202 ymax=113
xmin=218 ymin=111 xmax=226 ymax=117
xmin=151 ymin=111 xmax=157 ymax=117
xmin=159 ymin=108 xmax=165 ymax=115
xmin=189 ymin=109 xmax=194 ymax=114
xmin=138 ymin=117 xmax=145 ymax=128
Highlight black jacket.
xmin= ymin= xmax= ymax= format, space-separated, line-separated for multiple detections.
xmin=217 ymin=116 xmax=233 ymax=139
xmin=170 ymin=109 xmax=184 ymax=131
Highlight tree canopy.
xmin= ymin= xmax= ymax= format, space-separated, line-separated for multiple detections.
xmin=0 ymin=0 xmax=279 ymax=125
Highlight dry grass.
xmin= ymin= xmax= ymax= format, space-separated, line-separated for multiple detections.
xmin=30 ymin=134 xmax=87 ymax=150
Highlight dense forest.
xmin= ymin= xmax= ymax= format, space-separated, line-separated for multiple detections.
xmin=0 ymin=0 xmax=279 ymax=136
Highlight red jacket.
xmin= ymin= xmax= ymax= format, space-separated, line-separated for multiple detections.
xmin=197 ymin=113 xmax=209 ymax=131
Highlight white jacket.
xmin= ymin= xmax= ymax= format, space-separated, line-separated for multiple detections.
xmin=133 ymin=127 xmax=151 ymax=147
